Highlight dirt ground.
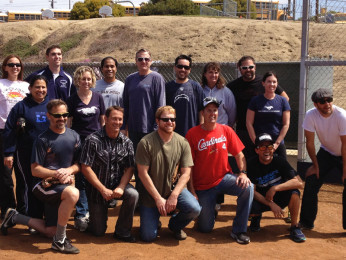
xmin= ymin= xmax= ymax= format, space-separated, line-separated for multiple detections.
xmin=0 ymin=183 xmax=344 ymax=259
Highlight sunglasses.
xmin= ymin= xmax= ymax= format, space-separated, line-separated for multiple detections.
xmin=49 ymin=112 xmax=69 ymax=118
xmin=257 ymin=145 xmax=274 ymax=151
xmin=241 ymin=65 xmax=255 ymax=70
xmin=6 ymin=63 xmax=22 ymax=68
xmin=159 ymin=117 xmax=176 ymax=122
xmin=137 ymin=57 xmax=151 ymax=62
xmin=176 ymin=64 xmax=191 ymax=70
xmin=318 ymin=97 xmax=333 ymax=104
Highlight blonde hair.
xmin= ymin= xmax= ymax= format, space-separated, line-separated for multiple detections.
xmin=155 ymin=106 xmax=176 ymax=119
xmin=73 ymin=66 xmax=96 ymax=88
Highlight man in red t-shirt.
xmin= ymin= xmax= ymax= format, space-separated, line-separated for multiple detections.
xmin=186 ymin=97 xmax=254 ymax=244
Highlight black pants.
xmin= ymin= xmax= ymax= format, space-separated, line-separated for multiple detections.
xmin=0 ymin=130 xmax=16 ymax=217
xmin=300 ymin=148 xmax=345 ymax=228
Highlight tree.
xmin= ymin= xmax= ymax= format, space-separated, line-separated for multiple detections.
xmin=139 ymin=0 xmax=199 ymax=16
xmin=70 ymin=0 xmax=124 ymax=20
xmin=70 ymin=2 xmax=90 ymax=20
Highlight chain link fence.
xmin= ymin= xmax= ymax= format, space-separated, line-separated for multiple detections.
xmin=200 ymin=0 xmax=237 ymax=17
xmin=297 ymin=0 xmax=346 ymax=182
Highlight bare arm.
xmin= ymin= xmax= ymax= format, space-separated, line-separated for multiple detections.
xmin=166 ymin=167 xmax=191 ymax=213
xmin=188 ymin=168 xmax=198 ymax=200
xmin=234 ymin=151 xmax=251 ymax=189
xmin=280 ymin=91 xmax=289 ymax=102
xmin=274 ymin=110 xmax=290 ymax=150
xmin=99 ymin=115 xmax=105 ymax=127
xmin=246 ymin=109 xmax=256 ymax=144
xmin=81 ymin=164 xmax=113 ymax=200
xmin=138 ymin=163 xmax=167 ymax=216
xmin=113 ymin=166 xmax=134 ymax=199
xmin=265 ymin=176 xmax=303 ymax=201
xmin=304 ymin=130 xmax=320 ymax=179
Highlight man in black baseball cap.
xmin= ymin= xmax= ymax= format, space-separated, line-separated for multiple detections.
xmin=247 ymin=133 xmax=306 ymax=242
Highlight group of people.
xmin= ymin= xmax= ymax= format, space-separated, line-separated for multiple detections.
xmin=0 ymin=46 xmax=345 ymax=254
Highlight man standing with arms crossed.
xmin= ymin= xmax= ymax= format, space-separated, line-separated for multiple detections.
xmin=165 ymin=54 xmax=205 ymax=137
xmin=186 ymin=97 xmax=253 ymax=244
xmin=299 ymin=88 xmax=346 ymax=230
xmin=80 ymin=106 xmax=138 ymax=241
xmin=26 ymin=45 xmax=75 ymax=101
xmin=136 ymin=106 xmax=201 ymax=242
xmin=1 ymin=99 xmax=81 ymax=254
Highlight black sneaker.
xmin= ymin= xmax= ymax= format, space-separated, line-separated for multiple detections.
xmin=298 ymin=222 xmax=314 ymax=230
xmin=231 ymin=232 xmax=250 ymax=244
xmin=250 ymin=215 xmax=262 ymax=232
xmin=0 ymin=208 xmax=17 ymax=235
xmin=113 ymin=233 xmax=136 ymax=243
xmin=290 ymin=226 xmax=306 ymax=243
xmin=51 ymin=236 xmax=80 ymax=254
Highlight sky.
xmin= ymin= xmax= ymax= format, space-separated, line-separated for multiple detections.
xmin=0 ymin=0 xmax=298 ymax=13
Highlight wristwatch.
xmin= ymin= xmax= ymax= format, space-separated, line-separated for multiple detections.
xmin=239 ymin=170 xmax=247 ymax=174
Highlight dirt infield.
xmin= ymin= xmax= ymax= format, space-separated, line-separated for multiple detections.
xmin=0 ymin=183 xmax=344 ymax=259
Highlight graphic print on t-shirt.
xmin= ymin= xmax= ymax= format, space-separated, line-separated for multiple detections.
xmin=77 ymin=106 xmax=98 ymax=116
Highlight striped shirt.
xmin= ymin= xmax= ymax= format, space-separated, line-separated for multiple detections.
xmin=80 ymin=127 xmax=135 ymax=203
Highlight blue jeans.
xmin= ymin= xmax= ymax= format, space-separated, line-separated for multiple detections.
xmin=140 ymin=188 xmax=201 ymax=242
xmin=75 ymin=172 xmax=89 ymax=219
xmin=196 ymin=173 xmax=254 ymax=234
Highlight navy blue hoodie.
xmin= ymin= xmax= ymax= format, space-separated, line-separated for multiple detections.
xmin=3 ymin=94 xmax=50 ymax=156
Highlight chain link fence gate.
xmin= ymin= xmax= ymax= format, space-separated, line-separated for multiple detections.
xmin=297 ymin=0 xmax=346 ymax=183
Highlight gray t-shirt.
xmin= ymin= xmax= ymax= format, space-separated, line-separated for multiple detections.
xmin=136 ymin=131 xmax=193 ymax=207
xmin=94 ymin=79 xmax=124 ymax=108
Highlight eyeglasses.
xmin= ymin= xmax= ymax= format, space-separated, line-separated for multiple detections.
xmin=6 ymin=63 xmax=22 ymax=68
xmin=240 ymin=65 xmax=255 ymax=70
xmin=137 ymin=57 xmax=151 ymax=62
xmin=49 ymin=112 xmax=69 ymax=118
xmin=257 ymin=145 xmax=274 ymax=151
xmin=159 ymin=117 xmax=176 ymax=122
xmin=318 ymin=97 xmax=333 ymax=104
xmin=176 ymin=64 xmax=191 ymax=70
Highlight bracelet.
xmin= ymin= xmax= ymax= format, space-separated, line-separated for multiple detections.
xmin=239 ymin=170 xmax=247 ymax=174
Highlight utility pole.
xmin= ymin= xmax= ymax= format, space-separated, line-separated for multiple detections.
xmin=49 ymin=0 xmax=55 ymax=9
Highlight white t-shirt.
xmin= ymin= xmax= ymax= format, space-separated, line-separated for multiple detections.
xmin=93 ymin=79 xmax=124 ymax=109
xmin=303 ymin=105 xmax=346 ymax=156
xmin=0 ymin=79 xmax=29 ymax=129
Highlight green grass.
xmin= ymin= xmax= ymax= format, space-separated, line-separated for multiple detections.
xmin=59 ymin=33 xmax=86 ymax=53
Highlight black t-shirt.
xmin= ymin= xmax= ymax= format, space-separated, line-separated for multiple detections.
xmin=247 ymin=156 xmax=296 ymax=196
xmin=227 ymin=75 xmax=284 ymax=131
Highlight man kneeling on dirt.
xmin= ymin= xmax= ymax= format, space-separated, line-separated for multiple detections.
xmin=247 ymin=133 xmax=306 ymax=243
xmin=1 ymin=99 xmax=81 ymax=254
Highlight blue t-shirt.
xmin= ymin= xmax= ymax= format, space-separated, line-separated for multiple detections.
xmin=248 ymin=94 xmax=290 ymax=139
xmin=31 ymin=128 xmax=81 ymax=185
xmin=123 ymin=71 xmax=166 ymax=133
xmin=66 ymin=92 xmax=105 ymax=139
xmin=166 ymin=79 xmax=205 ymax=137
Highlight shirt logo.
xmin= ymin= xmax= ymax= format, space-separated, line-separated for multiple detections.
xmin=174 ymin=94 xmax=189 ymax=103
xmin=197 ymin=135 xmax=227 ymax=151
xmin=264 ymin=106 xmax=274 ymax=110
xmin=36 ymin=112 xmax=47 ymax=123
xmin=59 ymin=80 xmax=68 ymax=89
xmin=77 ymin=106 xmax=97 ymax=116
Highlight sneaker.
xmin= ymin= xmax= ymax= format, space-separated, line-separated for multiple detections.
xmin=298 ymin=221 xmax=314 ymax=230
xmin=0 ymin=208 xmax=17 ymax=235
xmin=108 ymin=199 xmax=118 ymax=208
xmin=74 ymin=213 xmax=89 ymax=232
xmin=231 ymin=232 xmax=250 ymax=244
xmin=51 ymin=236 xmax=80 ymax=254
xmin=250 ymin=215 xmax=262 ymax=232
xmin=169 ymin=225 xmax=187 ymax=240
xmin=290 ymin=226 xmax=306 ymax=243
xmin=113 ymin=233 xmax=136 ymax=243
xmin=28 ymin=227 xmax=39 ymax=235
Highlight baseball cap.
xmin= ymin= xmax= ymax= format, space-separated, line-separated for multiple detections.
xmin=203 ymin=97 xmax=221 ymax=108
xmin=311 ymin=88 xmax=333 ymax=103
xmin=255 ymin=133 xmax=274 ymax=147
